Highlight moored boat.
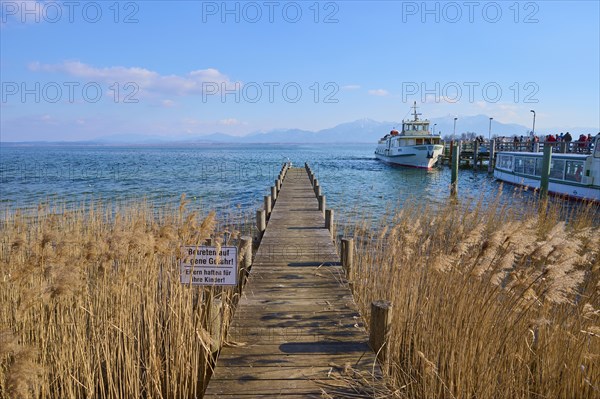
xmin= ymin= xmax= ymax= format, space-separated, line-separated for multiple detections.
xmin=493 ymin=134 xmax=600 ymax=202
xmin=375 ymin=102 xmax=443 ymax=169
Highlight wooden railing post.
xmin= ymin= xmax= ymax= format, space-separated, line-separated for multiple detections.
xmin=264 ymin=195 xmax=272 ymax=216
xmin=540 ymin=145 xmax=552 ymax=199
xmin=318 ymin=195 xmax=326 ymax=214
xmin=239 ymin=236 xmax=252 ymax=288
xmin=451 ymin=141 xmax=460 ymax=196
xmin=209 ymin=298 xmax=224 ymax=353
xmin=325 ymin=209 xmax=334 ymax=238
xmin=369 ymin=300 xmax=393 ymax=373
xmin=271 ymin=186 xmax=277 ymax=202
xmin=488 ymin=139 xmax=496 ymax=174
xmin=341 ymin=238 xmax=354 ymax=279
xmin=256 ymin=209 xmax=266 ymax=237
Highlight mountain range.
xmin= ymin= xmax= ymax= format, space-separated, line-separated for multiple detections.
xmin=5 ymin=115 xmax=598 ymax=144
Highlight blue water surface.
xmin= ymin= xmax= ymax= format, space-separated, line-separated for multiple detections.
xmin=0 ymin=143 xmax=541 ymax=224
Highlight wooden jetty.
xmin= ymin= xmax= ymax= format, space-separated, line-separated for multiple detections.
xmin=204 ymin=166 xmax=389 ymax=398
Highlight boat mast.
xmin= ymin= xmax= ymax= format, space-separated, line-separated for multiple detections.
xmin=412 ymin=101 xmax=422 ymax=121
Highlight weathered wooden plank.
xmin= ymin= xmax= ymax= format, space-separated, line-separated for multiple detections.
xmin=203 ymin=167 xmax=388 ymax=398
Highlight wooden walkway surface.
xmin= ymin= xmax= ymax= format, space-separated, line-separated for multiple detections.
xmin=204 ymin=167 xmax=387 ymax=398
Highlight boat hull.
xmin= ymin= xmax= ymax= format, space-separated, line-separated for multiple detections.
xmin=493 ymin=169 xmax=599 ymax=202
xmin=375 ymin=145 xmax=443 ymax=169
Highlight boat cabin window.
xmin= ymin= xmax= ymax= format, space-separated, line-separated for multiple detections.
xmin=497 ymin=154 xmax=513 ymax=170
xmin=565 ymin=160 xmax=585 ymax=182
xmin=514 ymin=158 xmax=525 ymax=174
xmin=523 ymin=158 xmax=536 ymax=175
xmin=549 ymin=159 xmax=565 ymax=180
xmin=515 ymin=157 xmax=541 ymax=176
xmin=535 ymin=158 xmax=543 ymax=176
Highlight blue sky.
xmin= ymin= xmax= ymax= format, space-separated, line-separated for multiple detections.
xmin=1 ymin=0 xmax=599 ymax=141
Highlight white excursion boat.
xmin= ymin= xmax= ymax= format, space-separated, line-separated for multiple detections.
xmin=494 ymin=134 xmax=600 ymax=202
xmin=375 ymin=102 xmax=443 ymax=169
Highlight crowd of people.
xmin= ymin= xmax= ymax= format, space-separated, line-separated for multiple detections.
xmin=493 ymin=132 xmax=598 ymax=153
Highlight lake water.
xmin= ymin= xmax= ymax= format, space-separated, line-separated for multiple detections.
xmin=0 ymin=143 xmax=550 ymax=224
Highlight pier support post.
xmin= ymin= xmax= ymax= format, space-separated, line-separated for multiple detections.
xmin=540 ymin=145 xmax=552 ymax=199
xmin=473 ymin=140 xmax=479 ymax=170
xmin=559 ymin=142 xmax=567 ymax=153
xmin=256 ymin=209 xmax=266 ymax=237
xmin=325 ymin=209 xmax=334 ymax=238
xmin=209 ymin=298 xmax=224 ymax=353
xmin=271 ymin=186 xmax=277 ymax=202
xmin=451 ymin=141 xmax=460 ymax=196
xmin=276 ymin=179 xmax=281 ymax=192
xmin=313 ymin=178 xmax=318 ymax=189
xmin=341 ymin=238 xmax=354 ymax=279
xmin=239 ymin=236 xmax=252 ymax=288
xmin=318 ymin=195 xmax=326 ymax=214
xmin=369 ymin=300 xmax=393 ymax=373
xmin=264 ymin=195 xmax=272 ymax=216
xmin=488 ymin=139 xmax=496 ymax=174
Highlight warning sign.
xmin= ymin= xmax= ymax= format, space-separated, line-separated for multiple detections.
xmin=180 ymin=246 xmax=238 ymax=286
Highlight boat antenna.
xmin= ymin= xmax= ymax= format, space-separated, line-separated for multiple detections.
xmin=412 ymin=101 xmax=422 ymax=121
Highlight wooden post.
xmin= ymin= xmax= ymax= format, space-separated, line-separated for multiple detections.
xmin=313 ymin=178 xmax=318 ymax=189
xmin=451 ymin=141 xmax=460 ymax=196
xmin=341 ymin=238 xmax=354 ymax=279
xmin=271 ymin=186 xmax=277 ymax=201
xmin=540 ymin=145 xmax=552 ymax=199
xmin=209 ymin=298 xmax=223 ymax=353
xmin=488 ymin=139 xmax=496 ymax=174
xmin=264 ymin=195 xmax=272 ymax=216
xmin=559 ymin=141 xmax=567 ymax=153
xmin=369 ymin=300 xmax=393 ymax=372
xmin=276 ymin=179 xmax=281 ymax=192
xmin=239 ymin=236 xmax=252 ymax=287
xmin=473 ymin=140 xmax=479 ymax=170
xmin=325 ymin=209 xmax=334 ymax=237
xmin=256 ymin=209 xmax=266 ymax=235
xmin=318 ymin=195 xmax=326 ymax=214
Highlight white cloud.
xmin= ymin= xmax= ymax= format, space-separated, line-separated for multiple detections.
xmin=161 ymin=99 xmax=176 ymax=108
xmin=28 ymin=61 xmax=237 ymax=98
xmin=342 ymin=85 xmax=361 ymax=90
xmin=368 ymin=89 xmax=389 ymax=97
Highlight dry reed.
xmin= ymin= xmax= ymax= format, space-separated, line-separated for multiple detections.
xmin=344 ymin=196 xmax=599 ymax=398
xmin=0 ymin=197 xmax=248 ymax=399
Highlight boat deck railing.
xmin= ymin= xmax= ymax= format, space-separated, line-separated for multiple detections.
xmin=443 ymin=139 xmax=594 ymax=156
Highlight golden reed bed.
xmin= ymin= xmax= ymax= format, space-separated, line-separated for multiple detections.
xmin=1 ymin=194 xmax=599 ymax=398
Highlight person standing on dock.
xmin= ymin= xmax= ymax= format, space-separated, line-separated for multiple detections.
xmin=564 ymin=132 xmax=572 ymax=152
